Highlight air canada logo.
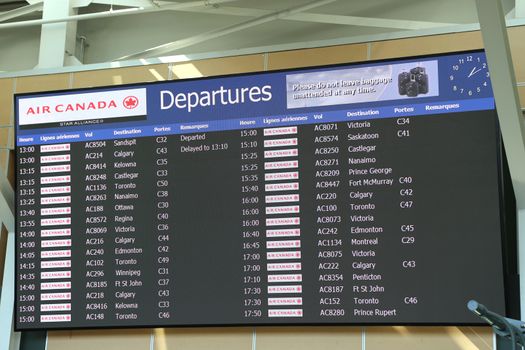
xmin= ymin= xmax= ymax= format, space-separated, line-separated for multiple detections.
xmin=18 ymin=88 xmax=147 ymax=127
xmin=123 ymin=96 xmax=139 ymax=109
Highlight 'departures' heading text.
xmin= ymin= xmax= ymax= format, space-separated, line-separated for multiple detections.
xmin=160 ymin=85 xmax=273 ymax=112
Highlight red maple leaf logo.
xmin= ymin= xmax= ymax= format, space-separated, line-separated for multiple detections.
xmin=123 ymin=96 xmax=139 ymax=109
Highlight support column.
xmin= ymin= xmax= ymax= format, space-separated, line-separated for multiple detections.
xmin=475 ymin=0 xmax=525 ymax=317
xmin=0 ymin=230 xmax=20 ymax=350
xmin=0 ymin=151 xmax=17 ymax=349
xmin=37 ymin=0 xmax=80 ymax=68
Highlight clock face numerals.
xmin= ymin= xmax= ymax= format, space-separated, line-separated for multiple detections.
xmin=449 ymin=54 xmax=490 ymax=96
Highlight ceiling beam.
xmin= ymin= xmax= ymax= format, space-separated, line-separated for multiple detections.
xmin=0 ymin=2 xmax=42 ymax=23
xmin=517 ymin=0 xmax=525 ymax=17
xmin=115 ymin=0 xmax=340 ymax=60
xmin=0 ymin=0 xmax=237 ymax=29
xmin=80 ymin=0 xmax=154 ymax=7
xmin=287 ymin=12 xmax=457 ymax=30
xmin=154 ymin=2 xmax=458 ymax=30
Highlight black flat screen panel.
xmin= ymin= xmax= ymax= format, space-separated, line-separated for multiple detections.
xmin=14 ymin=50 xmax=509 ymax=330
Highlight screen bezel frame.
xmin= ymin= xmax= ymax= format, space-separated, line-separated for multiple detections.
xmin=13 ymin=48 xmax=518 ymax=331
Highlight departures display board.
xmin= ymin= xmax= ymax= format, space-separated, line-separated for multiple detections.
xmin=15 ymin=50 xmax=508 ymax=330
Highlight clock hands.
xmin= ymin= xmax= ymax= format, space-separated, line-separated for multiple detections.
xmin=467 ymin=66 xmax=483 ymax=78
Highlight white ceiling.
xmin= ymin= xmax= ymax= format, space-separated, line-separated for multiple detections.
xmin=0 ymin=0 xmax=518 ymax=72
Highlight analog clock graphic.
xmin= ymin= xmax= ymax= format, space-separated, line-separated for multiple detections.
xmin=449 ymin=54 xmax=490 ymax=96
